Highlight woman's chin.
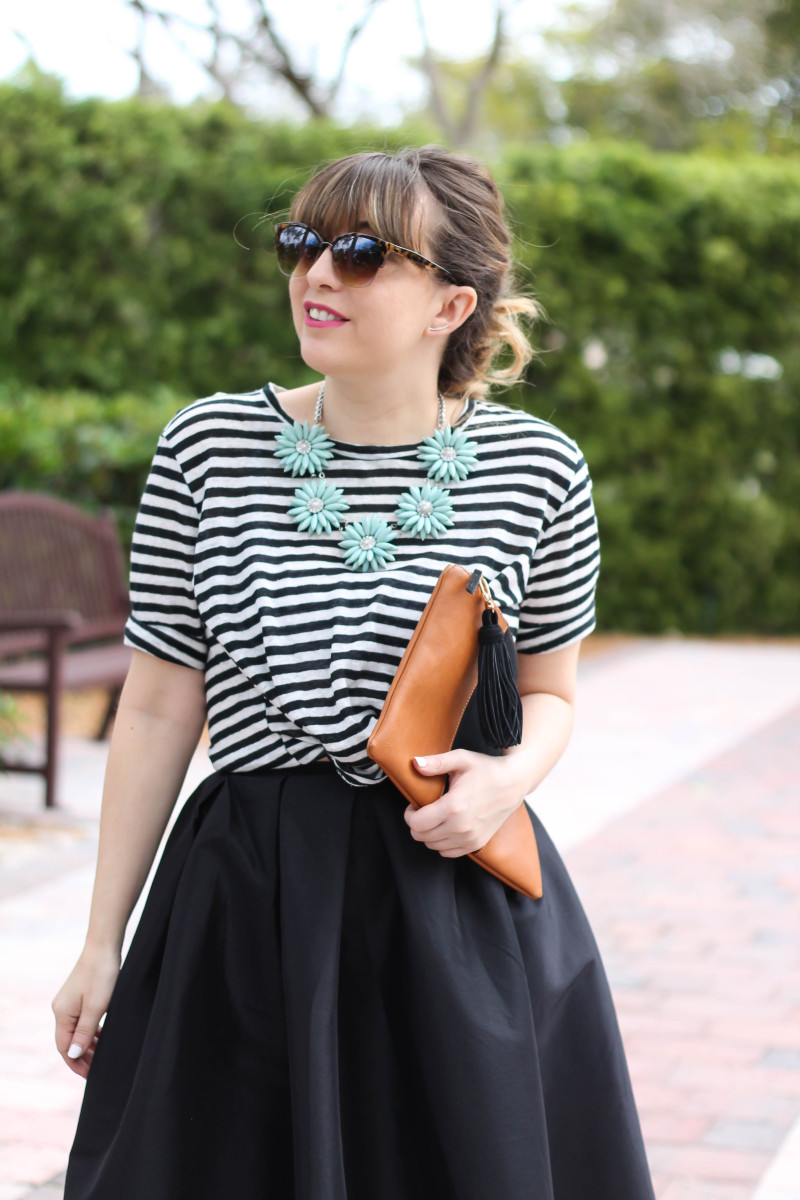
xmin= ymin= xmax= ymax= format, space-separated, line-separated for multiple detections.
xmin=299 ymin=350 xmax=336 ymax=377
xmin=298 ymin=343 xmax=360 ymax=377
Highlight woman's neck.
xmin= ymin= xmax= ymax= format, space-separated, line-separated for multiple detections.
xmin=313 ymin=375 xmax=464 ymax=446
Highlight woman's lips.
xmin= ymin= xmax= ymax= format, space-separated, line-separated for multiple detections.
xmin=304 ymin=303 xmax=348 ymax=327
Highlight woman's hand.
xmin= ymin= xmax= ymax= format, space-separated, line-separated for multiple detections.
xmin=405 ymin=644 xmax=583 ymax=858
xmin=51 ymin=944 xmax=121 ymax=1078
xmin=405 ymin=750 xmax=527 ymax=857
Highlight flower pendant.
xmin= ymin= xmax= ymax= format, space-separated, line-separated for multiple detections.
xmin=288 ymin=480 xmax=350 ymax=534
xmin=417 ymin=426 xmax=479 ymax=483
xmin=395 ymin=483 xmax=455 ymax=540
xmin=272 ymin=393 xmax=480 ymax=570
xmin=340 ymin=515 xmax=398 ymax=572
xmin=275 ymin=420 xmax=335 ymax=477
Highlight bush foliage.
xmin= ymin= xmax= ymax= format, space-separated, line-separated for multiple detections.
xmin=2 ymin=78 xmax=798 ymax=633
xmin=0 ymin=384 xmax=190 ymax=549
xmin=499 ymin=145 xmax=800 ymax=634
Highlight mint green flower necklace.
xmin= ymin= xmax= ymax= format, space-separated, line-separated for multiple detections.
xmin=273 ymin=383 xmax=479 ymax=572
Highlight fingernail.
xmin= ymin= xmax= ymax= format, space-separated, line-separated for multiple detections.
xmin=414 ymin=756 xmax=427 ymax=767
xmin=67 ymin=1043 xmax=83 ymax=1059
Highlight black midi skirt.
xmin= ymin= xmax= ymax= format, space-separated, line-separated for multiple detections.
xmin=63 ymin=762 xmax=655 ymax=1200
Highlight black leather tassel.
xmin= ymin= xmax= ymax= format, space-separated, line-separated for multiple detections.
xmin=476 ymin=607 xmax=523 ymax=749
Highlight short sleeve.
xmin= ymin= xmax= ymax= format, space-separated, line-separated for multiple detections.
xmin=516 ymin=453 xmax=601 ymax=654
xmin=123 ymin=429 xmax=208 ymax=670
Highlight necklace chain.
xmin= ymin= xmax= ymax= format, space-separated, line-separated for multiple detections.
xmin=314 ymin=382 xmax=447 ymax=436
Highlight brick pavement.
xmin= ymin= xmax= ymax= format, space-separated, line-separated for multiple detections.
xmin=1 ymin=638 xmax=799 ymax=1199
xmin=0 ymin=747 xmax=213 ymax=1200
xmin=565 ymin=703 xmax=800 ymax=1199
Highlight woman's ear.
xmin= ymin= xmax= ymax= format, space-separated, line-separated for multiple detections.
xmin=427 ymin=285 xmax=478 ymax=336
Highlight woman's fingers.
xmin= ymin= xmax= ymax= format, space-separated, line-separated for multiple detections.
xmin=52 ymin=949 xmax=120 ymax=1076
xmin=53 ymin=993 xmax=104 ymax=1076
xmin=60 ymin=1023 xmax=101 ymax=1078
xmin=66 ymin=1033 xmax=99 ymax=1079
xmin=407 ymin=753 xmax=520 ymax=857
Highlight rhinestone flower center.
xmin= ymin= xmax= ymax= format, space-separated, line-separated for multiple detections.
xmin=360 ymin=535 xmax=377 ymax=550
xmin=295 ymin=438 xmax=312 ymax=455
xmin=440 ymin=446 xmax=457 ymax=461
xmin=417 ymin=500 xmax=434 ymax=516
xmin=307 ymin=497 xmax=324 ymax=513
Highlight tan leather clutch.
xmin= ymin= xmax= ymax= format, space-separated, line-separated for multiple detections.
xmin=367 ymin=564 xmax=543 ymax=900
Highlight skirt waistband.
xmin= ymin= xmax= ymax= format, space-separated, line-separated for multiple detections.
xmin=219 ymin=759 xmax=340 ymax=779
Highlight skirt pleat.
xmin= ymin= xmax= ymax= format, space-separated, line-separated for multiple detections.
xmin=63 ymin=762 xmax=654 ymax=1200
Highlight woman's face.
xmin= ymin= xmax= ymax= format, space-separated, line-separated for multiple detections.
xmin=287 ymin=208 xmax=456 ymax=382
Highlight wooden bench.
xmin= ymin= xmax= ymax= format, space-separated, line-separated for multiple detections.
xmin=0 ymin=492 xmax=132 ymax=808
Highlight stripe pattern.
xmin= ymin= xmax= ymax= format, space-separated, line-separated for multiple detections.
xmin=124 ymin=385 xmax=600 ymax=787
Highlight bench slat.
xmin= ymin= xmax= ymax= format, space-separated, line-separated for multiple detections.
xmin=0 ymin=644 xmax=132 ymax=690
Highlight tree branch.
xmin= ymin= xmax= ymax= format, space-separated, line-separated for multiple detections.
xmin=327 ymin=0 xmax=389 ymax=104
xmin=413 ymin=0 xmax=457 ymax=140
xmin=11 ymin=27 xmax=40 ymax=69
xmin=124 ymin=0 xmax=331 ymax=116
xmin=126 ymin=0 xmax=165 ymax=98
xmin=455 ymin=0 xmax=510 ymax=145
xmin=249 ymin=0 xmax=328 ymax=115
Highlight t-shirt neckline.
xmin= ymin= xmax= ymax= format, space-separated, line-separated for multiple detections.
xmin=262 ymin=382 xmax=477 ymax=453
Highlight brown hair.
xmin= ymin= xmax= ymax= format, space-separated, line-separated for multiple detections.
xmin=286 ymin=146 xmax=544 ymax=401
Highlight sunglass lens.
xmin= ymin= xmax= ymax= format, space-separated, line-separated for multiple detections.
xmin=334 ymin=235 xmax=385 ymax=287
xmin=276 ymin=225 xmax=321 ymax=277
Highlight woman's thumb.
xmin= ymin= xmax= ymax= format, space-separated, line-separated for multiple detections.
xmin=413 ymin=752 xmax=463 ymax=774
xmin=65 ymin=1012 xmax=94 ymax=1059
xmin=55 ymin=997 xmax=97 ymax=1061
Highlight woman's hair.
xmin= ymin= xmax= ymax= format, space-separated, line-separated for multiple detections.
xmin=286 ymin=146 xmax=544 ymax=401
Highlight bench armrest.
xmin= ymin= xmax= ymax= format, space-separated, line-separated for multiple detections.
xmin=0 ymin=611 xmax=85 ymax=633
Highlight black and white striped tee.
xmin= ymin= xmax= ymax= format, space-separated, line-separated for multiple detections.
xmin=123 ymin=384 xmax=601 ymax=788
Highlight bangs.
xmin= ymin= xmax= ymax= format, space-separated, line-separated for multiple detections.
xmin=288 ymin=153 xmax=428 ymax=251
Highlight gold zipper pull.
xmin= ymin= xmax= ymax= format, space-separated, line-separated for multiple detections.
xmin=478 ymin=574 xmax=497 ymax=614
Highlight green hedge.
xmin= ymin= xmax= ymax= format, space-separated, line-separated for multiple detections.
xmin=498 ymin=145 xmax=800 ymax=634
xmin=2 ymin=79 xmax=799 ymax=634
xmin=0 ymin=385 xmax=191 ymax=548
xmin=0 ymin=75 xmax=411 ymax=395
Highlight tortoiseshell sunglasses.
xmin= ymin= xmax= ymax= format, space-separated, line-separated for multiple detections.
xmin=274 ymin=221 xmax=457 ymax=288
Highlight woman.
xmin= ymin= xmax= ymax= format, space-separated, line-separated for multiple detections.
xmin=53 ymin=146 xmax=655 ymax=1199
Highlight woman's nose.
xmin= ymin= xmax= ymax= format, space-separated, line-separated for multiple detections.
xmin=304 ymin=246 xmax=340 ymax=288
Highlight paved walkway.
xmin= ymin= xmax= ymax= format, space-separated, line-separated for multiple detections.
xmin=1 ymin=636 xmax=799 ymax=1199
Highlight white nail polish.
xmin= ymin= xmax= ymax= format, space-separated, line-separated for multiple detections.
xmin=415 ymin=756 xmax=427 ymax=767
xmin=67 ymin=1043 xmax=83 ymax=1059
